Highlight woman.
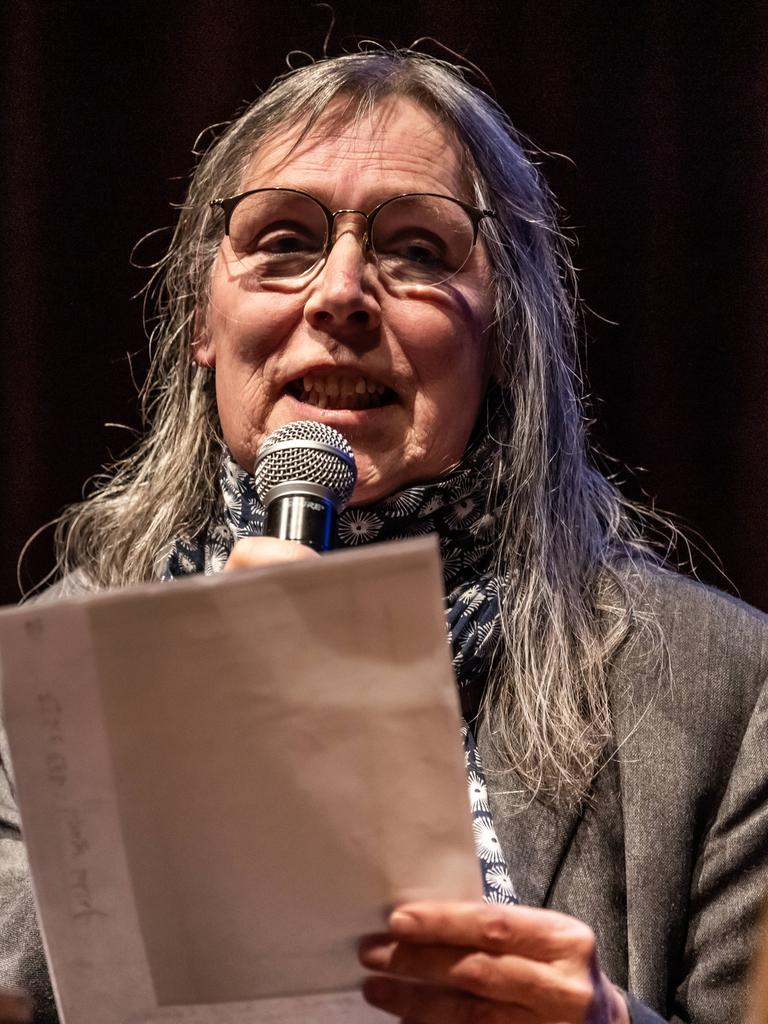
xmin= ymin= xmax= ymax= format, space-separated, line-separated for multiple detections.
xmin=2 ymin=49 xmax=767 ymax=1024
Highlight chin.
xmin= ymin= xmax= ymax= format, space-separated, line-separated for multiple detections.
xmin=348 ymin=460 xmax=407 ymax=507
xmin=348 ymin=479 xmax=396 ymax=507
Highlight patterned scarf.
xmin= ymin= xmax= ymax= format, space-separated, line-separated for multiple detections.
xmin=163 ymin=445 xmax=518 ymax=904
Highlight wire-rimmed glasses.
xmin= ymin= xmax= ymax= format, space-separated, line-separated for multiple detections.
xmin=209 ymin=187 xmax=496 ymax=288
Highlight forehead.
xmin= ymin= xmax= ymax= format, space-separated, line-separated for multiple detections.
xmin=239 ymin=95 xmax=470 ymax=203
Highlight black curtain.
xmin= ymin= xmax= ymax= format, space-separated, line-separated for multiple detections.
xmin=2 ymin=0 xmax=767 ymax=609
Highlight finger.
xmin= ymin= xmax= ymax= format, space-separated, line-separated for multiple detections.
xmin=387 ymin=901 xmax=596 ymax=961
xmin=223 ymin=537 xmax=320 ymax=571
xmin=0 ymin=988 xmax=32 ymax=1024
xmin=358 ymin=937 xmax=593 ymax=1016
xmin=362 ymin=975 xmax=537 ymax=1024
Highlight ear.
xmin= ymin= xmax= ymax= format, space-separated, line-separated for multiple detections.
xmin=192 ymin=320 xmax=216 ymax=369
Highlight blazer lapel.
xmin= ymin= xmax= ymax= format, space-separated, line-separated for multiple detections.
xmin=476 ymin=718 xmax=586 ymax=907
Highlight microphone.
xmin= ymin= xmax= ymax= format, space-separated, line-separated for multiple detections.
xmin=253 ymin=420 xmax=357 ymax=552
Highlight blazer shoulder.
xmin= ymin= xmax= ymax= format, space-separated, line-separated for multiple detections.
xmin=618 ymin=561 xmax=768 ymax=670
xmin=608 ymin=561 xmax=768 ymax=747
xmin=27 ymin=569 xmax=97 ymax=606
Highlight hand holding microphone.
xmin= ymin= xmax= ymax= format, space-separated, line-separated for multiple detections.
xmin=225 ymin=420 xmax=357 ymax=572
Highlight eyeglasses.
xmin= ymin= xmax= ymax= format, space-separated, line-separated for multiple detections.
xmin=209 ymin=187 xmax=496 ymax=288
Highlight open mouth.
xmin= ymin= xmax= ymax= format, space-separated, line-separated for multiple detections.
xmin=287 ymin=373 xmax=397 ymax=411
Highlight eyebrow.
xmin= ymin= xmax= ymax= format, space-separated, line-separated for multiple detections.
xmin=235 ymin=182 xmax=469 ymax=210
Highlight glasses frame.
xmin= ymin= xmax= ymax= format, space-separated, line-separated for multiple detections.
xmin=209 ymin=187 xmax=497 ymax=281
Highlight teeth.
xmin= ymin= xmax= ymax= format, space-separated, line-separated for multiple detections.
xmin=293 ymin=373 xmax=390 ymax=410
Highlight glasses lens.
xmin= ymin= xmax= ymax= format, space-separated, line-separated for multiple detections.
xmin=227 ymin=190 xmax=328 ymax=279
xmin=370 ymin=195 xmax=475 ymax=286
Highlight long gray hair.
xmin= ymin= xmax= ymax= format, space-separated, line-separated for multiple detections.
xmin=54 ymin=49 xmax=660 ymax=803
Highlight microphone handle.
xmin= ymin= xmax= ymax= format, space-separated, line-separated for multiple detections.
xmin=264 ymin=493 xmax=337 ymax=552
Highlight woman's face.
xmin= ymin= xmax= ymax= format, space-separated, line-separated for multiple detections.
xmin=196 ymin=95 xmax=495 ymax=504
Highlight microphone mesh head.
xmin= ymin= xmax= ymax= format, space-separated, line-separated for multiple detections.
xmin=254 ymin=420 xmax=357 ymax=510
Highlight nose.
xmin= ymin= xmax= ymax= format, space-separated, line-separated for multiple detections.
xmin=303 ymin=223 xmax=382 ymax=335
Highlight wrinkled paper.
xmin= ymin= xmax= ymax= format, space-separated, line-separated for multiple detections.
xmin=0 ymin=537 xmax=481 ymax=1023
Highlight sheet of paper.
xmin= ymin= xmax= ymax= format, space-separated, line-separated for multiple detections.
xmin=0 ymin=537 xmax=482 ymax=1024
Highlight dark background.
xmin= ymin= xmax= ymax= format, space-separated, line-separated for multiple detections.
xmin=2 ymin=1 xmax=767 ymax=608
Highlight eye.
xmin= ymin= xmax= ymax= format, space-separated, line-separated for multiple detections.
xmin=398 ymin=241 xmax=446 ymax=266
xmin=249 ymin=222 xmax=323 ymax=256
xmin=375 ymin=229 xmax=450 ymax=268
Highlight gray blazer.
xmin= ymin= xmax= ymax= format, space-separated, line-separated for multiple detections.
xmin=481 ymin=567 xmax=768 ymax=1023
xmin=1 ymin=566 xmax=767 ymax=1022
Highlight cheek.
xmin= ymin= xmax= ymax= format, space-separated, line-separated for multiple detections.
xmin=206 ymin=263 xmax=304 ymax=458
xmin=398 ymin=310 xmax=490 ymax=472
xmin=401 ymin=297 xmax=491 ymax=405
xmin=207 ymin=263 xmax=302 ymax=367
